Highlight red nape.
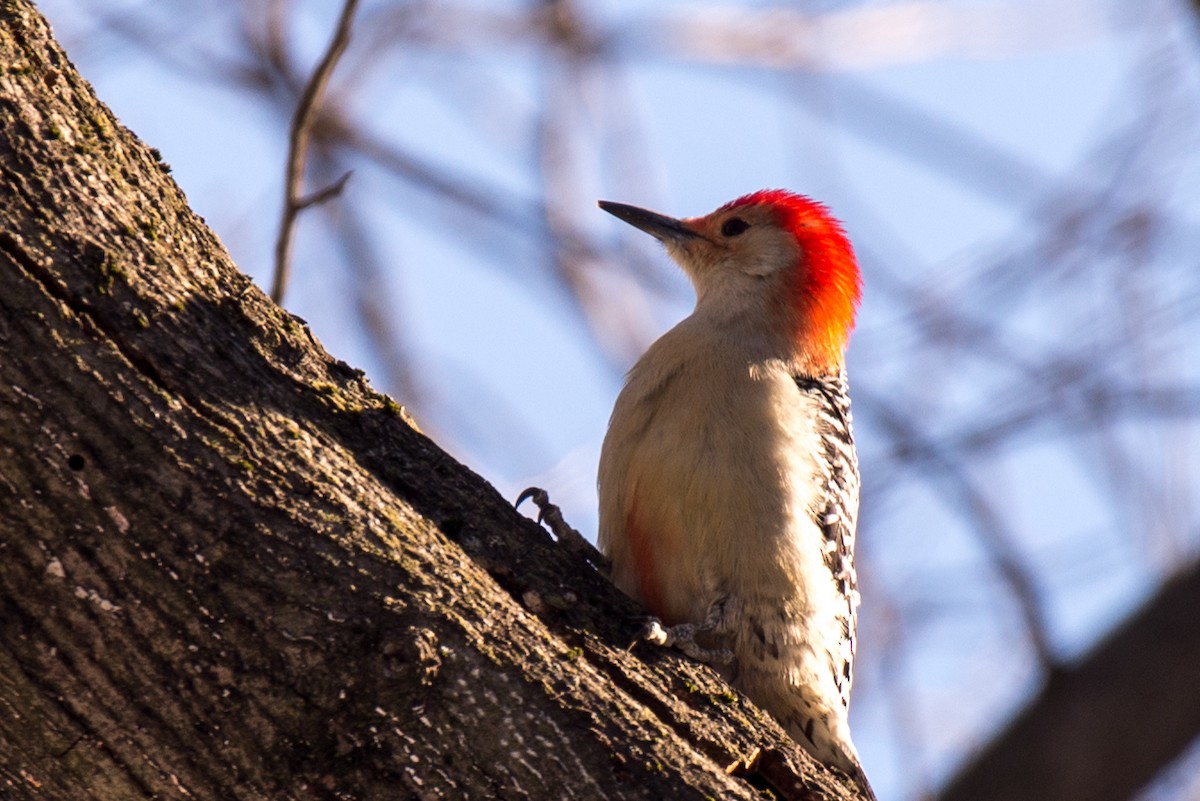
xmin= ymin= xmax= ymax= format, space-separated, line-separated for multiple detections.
xmin=724 ymin=189 xmax=861 ymax=370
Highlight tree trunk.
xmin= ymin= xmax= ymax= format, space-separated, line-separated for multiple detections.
xmin=0 ymin=3 xmax=862 ymax=799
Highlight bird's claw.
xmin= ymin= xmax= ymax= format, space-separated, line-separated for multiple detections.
xmin=515 ymin=486 xmax=548 ymax=524
xmin=515 ymin=486 xmax=610 ymax=571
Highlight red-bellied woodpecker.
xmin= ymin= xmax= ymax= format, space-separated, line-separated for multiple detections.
xmin=596 ymin=190 xmax=873 ymax=798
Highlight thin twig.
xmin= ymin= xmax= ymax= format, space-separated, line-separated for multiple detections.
xmin=270 ymin=0 xmax=360 ymax=304
xmin=297 ymin=169 xmax=353 ymax=211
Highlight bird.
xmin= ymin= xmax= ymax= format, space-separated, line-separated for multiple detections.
xmin=596 ymin=189 xmax=873 ymax=798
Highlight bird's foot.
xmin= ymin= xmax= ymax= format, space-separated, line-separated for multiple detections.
xmin=516 ymin=487 xmax=610 ymax=571
xmin=632 ymin=604 xmax=734 ymax=666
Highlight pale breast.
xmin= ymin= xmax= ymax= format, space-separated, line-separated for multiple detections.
xmin=598 ymin=323 xmax=836 ymax=626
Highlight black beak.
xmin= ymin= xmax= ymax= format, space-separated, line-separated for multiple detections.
xmin=598 ymin=200 xmax=701 ymax=243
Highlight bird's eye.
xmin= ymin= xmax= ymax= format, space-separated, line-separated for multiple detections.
xmin=721 ymin=218 xmax=750 ymax=237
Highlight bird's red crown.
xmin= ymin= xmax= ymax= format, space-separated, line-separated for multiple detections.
xmin=723 ymin=189 xmax=862 ymax=372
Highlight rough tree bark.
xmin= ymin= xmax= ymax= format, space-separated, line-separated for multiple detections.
xmin=0 ymin=3 xmax=864 ymax=799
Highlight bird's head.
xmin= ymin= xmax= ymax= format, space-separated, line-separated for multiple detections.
xmin=599 ymin=189 xmax=862 ymax=374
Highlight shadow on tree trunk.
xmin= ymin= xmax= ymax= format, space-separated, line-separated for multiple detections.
xmin=0 ymin=3 xmax=866 ymax=799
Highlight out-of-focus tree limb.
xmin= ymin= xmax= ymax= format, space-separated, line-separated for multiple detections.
xmin=939 ymin=561 xmax=1200 ymax=801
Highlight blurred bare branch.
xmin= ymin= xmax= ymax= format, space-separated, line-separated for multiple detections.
xmin=661 ymin=1 xmax=1116 ymax=71
xmin=859 ymin=384 xmax=1057 ymax=669
xmin=939 ymin=560 xmax=1200 ymax=801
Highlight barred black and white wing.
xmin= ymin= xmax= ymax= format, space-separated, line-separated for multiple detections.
xmin=794 ymin=370 xmax=861 ymax=711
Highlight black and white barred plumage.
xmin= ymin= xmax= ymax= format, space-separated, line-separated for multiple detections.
xmin=795 ymin=370 xmax=861 ymax=711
